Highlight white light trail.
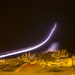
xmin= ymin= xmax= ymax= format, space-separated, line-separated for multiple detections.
xmin=0 ymin=23 xmax=57 ymax=58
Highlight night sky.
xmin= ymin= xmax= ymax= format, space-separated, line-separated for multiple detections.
xmin=0 ymin=0 xmax=75 ymax=54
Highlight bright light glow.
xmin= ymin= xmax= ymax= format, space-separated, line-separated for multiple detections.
xmin=46 ymin=42 xmax=59 ymax=53
xmin=0 ymin=23 xmax=57 ymax=58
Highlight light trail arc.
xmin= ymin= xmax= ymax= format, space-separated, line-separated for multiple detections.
xmin=0 ymin=23 xmax=57 ymax=58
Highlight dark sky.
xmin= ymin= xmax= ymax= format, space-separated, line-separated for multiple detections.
xmin=0 ymin=0 xmax=75 ymax=54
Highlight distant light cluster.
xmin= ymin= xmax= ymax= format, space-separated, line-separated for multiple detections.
xmin=0 ymin=23 xmax=57 ymax=58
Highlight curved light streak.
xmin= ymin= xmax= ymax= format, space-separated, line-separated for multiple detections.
xmin=0 ymin=23 xmax=57 ymax=58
